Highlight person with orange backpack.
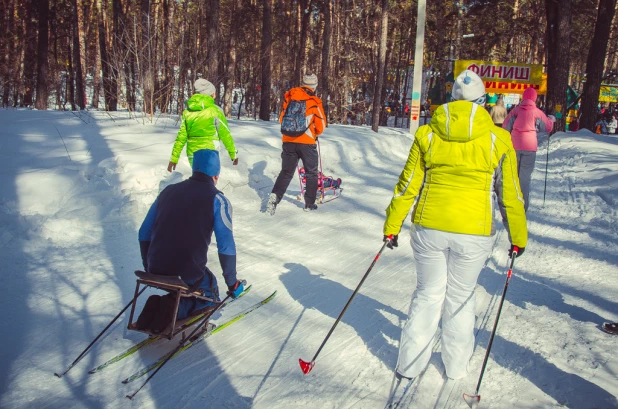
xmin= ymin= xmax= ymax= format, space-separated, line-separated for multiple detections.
xmin=267 ymin=73 xmax=327 ymax=214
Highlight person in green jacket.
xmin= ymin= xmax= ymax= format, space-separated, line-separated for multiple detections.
xmin=168 ymin=78 xmax=238 ymax=172
xmin=383 ymin=70 xmax=527 ymax=381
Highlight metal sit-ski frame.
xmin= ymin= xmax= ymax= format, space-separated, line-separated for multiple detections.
xmin=127 ymin=270 xmax=218 ymax=341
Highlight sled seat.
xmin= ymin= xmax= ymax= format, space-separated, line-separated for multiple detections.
xmin=127 ymin=270 xmax=218 ymax=340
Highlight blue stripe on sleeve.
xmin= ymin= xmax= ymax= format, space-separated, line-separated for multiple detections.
xmin=138 ymin=198 xmax=158 ymax=241
xmin=213 ymin=193 xmax=236 ymax=255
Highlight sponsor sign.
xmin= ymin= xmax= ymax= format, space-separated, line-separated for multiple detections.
xmin=599 ymin=86 xmax=618 ymax=102
xmin=454 ymin=60 xmax=547 ymax=95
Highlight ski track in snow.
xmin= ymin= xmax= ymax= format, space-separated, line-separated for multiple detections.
xmin=0 ymin=110 xmax=616 ymax=408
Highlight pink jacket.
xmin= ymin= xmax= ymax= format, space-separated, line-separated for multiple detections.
xmin=503 ymin=95 xmax=554 ymax=152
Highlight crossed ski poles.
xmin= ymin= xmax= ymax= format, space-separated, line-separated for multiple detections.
xmin=463 ymin=247 xmax=519 ymax=409
xmin=54 ymin=286 xmax=147 ymax=378
xmin=299 ymin=237 xmax=392 ymax=374
xmin=126 ymin=293 xmax=232 ymax=399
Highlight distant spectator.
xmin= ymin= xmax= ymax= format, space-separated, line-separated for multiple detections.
xmin=595 ymin=114 xmax=609 ymax=135
xmin=490 ymin=97 xmax=508 ymax=127
xmin=503 ymin=87 xmax=555 ymax=212
xmin=606 ymin=113 xmax=617 ymax=134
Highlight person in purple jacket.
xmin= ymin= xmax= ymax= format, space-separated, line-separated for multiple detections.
xmin=503 ymin=88 xmax=555 ymax=211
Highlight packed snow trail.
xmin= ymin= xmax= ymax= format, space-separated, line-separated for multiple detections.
xmin=0 ymin=110 xmax=616 ymax=408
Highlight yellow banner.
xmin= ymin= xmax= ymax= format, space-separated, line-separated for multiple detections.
xmin=454 ymin=60 xmax=547 ymax=95
xmin=483 ymin=74 xmax=547 ymax=95
xmin=599 ymin=86 xmax=618 ymax=102
xmin=455 ymin=60 xmax=544 ymax=84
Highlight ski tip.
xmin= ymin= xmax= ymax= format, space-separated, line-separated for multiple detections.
xmin=53 ymin=372 xmax=62 ymax=378
xmin=87 ymin=369 xmax=96 ymax=375
xmin=121 ymin=378 xmax=130 ymax=384
xmin=299 ymin=358 xmax=315 ymax=375
xmin=463 ymin=393 xmax=480 ymax=408
xmin=126 ymin=394 xmax=135 ymax=400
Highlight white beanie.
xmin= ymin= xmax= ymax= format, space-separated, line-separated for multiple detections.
xmin=302 ymin=73 xmax=318 ymax=89
xmin=452 ymin=70 xmax=486 ymax=105
xmin=194 ymin=78 xmax=216 ymax=96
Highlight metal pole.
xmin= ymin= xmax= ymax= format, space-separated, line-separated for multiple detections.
xmin=463 ymin=249 xmax=518 ymax=408
xmin=409 ymin=0 xmax=427 ymax=135
xmin=126 ymin=295 xmax=232 ymax=399
xmin=299 ymin=239 xmax=391 ymax=374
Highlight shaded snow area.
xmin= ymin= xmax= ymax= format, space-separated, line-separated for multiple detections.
xmin=0 ymin=109 xmax=616 ymax=409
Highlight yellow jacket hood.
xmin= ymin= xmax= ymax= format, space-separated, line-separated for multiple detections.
xmin=430 ymin=100 xmax=494 ymax=142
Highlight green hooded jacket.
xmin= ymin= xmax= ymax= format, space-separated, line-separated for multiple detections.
xmin=170 ymin=94 xmax=237 ymax=165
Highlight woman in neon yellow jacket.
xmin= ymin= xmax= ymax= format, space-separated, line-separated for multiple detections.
xmin=383 ymin=70 xmax=527 ymax=381
xmin=167 ymin=79 xmax=238 ymax=172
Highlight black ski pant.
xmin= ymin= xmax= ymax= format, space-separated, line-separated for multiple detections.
xmin=272 ymin=142 xmax=318 ymax=206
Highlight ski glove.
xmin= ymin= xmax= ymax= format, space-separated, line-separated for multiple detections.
xmin=227 ymin=280 xmax=245 ymax=299
xmin=508 ymin=245 xmax=525 ymax=258
xmin=383 ymin=234 xmax=398 ymax=249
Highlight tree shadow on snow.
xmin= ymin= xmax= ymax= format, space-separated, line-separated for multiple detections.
xmin=479 ymin=328 xmax=618 ymax=409
xmin=279 ymin=262 xmax=407 ymax=371
xmin=134 ymin=338 xmax=253 ymax=408
xmin=477 ymin=264 xmax=607 ymax=325
xmin=248 ymin=160 xmax=276 ymax=212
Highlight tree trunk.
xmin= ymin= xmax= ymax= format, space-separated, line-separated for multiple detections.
xmin=207 ymin=0 xmax=220 ymax=93
xmin=294 ymin=0 xmax=311 ymax=86
xmin=2 ymin=0 xmax=15 ymax=107
xmin=259 ymin=0 xmax=273 ymax=121
xmin=579 ymin=0 xmax=617 ymax=131
xmin=71 ymin=0 xmax=85 ymax=109
xmin=34 ymin=0 xmax=49 ymax=110
xmin=545 ymin=0 xmax=572 ymax=132
xmin=223 ymin=0 xmax=238 ymax=117
xmin=98 ymin=0 xmax=117 ymax=110
xmin=22 ymin=0 xmax=37 ymax=107
xmin=67 ymin=42 xmax=76 ymax=110
xmin=141 ymin=0 xmax=154 ymax=116
xmin=372 ymin=0 xmax=388 ymax=132
xmin=319 ymin=0 xmax=331 ymax=123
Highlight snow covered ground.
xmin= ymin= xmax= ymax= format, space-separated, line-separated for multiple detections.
xmin=0 ymin=109 xmax=616 ymax=409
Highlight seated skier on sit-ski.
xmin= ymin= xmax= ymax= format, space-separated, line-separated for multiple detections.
xmin=136 ymin=149 xmax=244 ymax=334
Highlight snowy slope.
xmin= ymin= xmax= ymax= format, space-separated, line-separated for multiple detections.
xmin=0 ymin=109 xmax=615 ymax=409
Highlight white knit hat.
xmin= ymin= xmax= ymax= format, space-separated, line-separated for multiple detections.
xmin=452 ymin=70 xmax=486 ymax=105
xmin=194 ymin=78 xmax=216 ymax=96
xmin=302 ymin=73 xmax=318 ymax=89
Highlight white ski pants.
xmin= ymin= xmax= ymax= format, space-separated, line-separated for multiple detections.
xmin=397 ymin=226 xmax=494 ymax=380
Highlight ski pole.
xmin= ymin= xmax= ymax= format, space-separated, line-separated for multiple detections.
xmin=299 ymin=238 xmax=392 ymax=375
xmin=317 ymin=139 xmax=325 ymax=203
xmin=542 ymin=131 xmax=553 ymax=207
xmin=55 ymin=286 xmax=147 ymax=378
xmin=463 ymin=248 xmax=519 ymax=409
xmin=126 ymin=294 xmax=232 ymax=400
xmin=297 ymin=161 xmax=304 ymax=199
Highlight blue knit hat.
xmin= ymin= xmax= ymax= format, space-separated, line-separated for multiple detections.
xmin=192 ymin=149 xmax=221 ymax=176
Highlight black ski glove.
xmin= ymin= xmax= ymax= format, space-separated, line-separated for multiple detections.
xmin=508 ymin=245 xmax=525 ymax=258
xmin=227 ymin=280 xmax=245 ymax=299
xmin=383 ymin=234 xmax=398 ymax=249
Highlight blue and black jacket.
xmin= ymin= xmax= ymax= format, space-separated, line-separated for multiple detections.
xmin=138 ymin=173 xmax=237 ymax=287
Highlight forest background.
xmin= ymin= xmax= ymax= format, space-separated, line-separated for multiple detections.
xmin=1 ymin=0 xmax=616 ymax=132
